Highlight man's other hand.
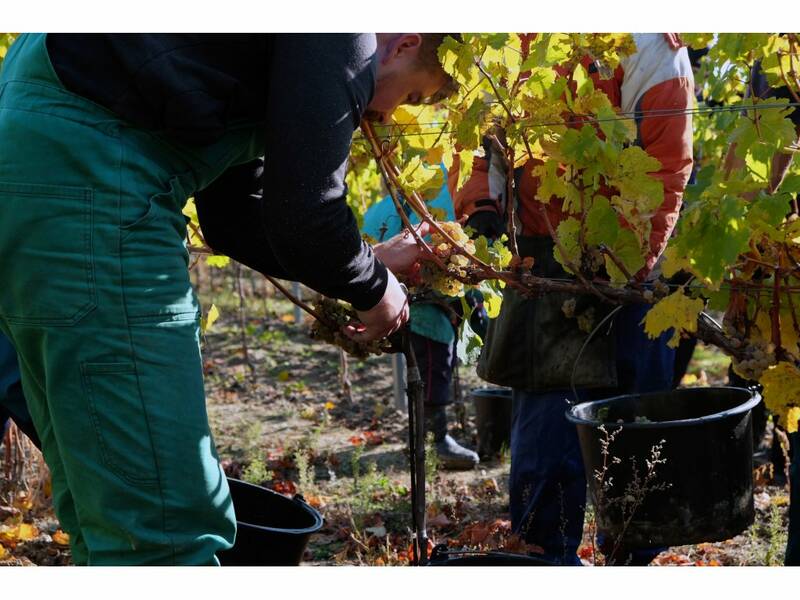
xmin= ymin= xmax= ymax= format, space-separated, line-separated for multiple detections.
xmin=373 ymin=222 xmax=430 ymax=275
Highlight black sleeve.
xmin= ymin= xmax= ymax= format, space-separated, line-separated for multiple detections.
xmin=259 ymin=34 xmax=389 ymax=311
xmin=194 ymin=158 xmax=292 ymax=279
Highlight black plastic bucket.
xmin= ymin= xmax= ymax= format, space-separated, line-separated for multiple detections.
xmin=428 ymin=544 xmax=552 ymax=566
xmin=566 ymin=387 xmax=761 ymax=549
xmin=471 ymin=387 xmax=513 ymax=458
xmin=218 ymin=478 xmax=324 ymax=566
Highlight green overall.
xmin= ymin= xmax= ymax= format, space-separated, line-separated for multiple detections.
xmin=0 ymin=34 xmax=264 ymax=565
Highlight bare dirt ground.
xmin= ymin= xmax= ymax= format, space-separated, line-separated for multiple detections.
xmin=0 ymin=275 xmax=793 ymax=566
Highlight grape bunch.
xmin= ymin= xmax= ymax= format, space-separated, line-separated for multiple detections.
xmin=308 ymin=296 xmax=395 ymax=359
xmin=732 ymin=342 xmax=777 ymax=381
xmin=421 ymin=221 xmax=476 ymax=297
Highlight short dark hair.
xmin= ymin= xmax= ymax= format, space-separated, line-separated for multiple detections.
xmin=418 ymin=33 xmax=461 ymax=104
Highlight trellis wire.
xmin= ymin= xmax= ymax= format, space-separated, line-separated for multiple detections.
xmin=352 ymin=101 xmax=800 ymax=143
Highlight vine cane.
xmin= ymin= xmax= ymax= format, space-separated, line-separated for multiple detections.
xmin=402 ymin=327 xmax=428 ymax=565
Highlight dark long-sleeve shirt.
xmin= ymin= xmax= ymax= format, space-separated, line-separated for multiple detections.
xmin=46 ymin=33 xmax=388 ymax=310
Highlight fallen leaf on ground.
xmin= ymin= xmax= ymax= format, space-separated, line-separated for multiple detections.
xmin=363 ymin=431 xmax=384 ymax=446
xmin=17 ymin=523 xmax=38 ymax=541
xmin=52 ymin=530 xmax=70 ymax=546
xmin=428 ymin=513 xmax=452 ymax=528
xmin=772 ymin=494 xmax=790 ymax=507
xmin=695 ymin=559 xmax=722 ymax=566
xmin=481 ymin=478 xmax=499 ymax=494
xmin=271 ymin=479 xmax=297 ymax=496
xmin=303 ymin=494 xmax=326 ymax=509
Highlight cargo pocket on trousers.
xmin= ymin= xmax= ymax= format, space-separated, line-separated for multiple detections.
xmin=81 ymin=361 xmax=159 ymax=487
xmin=0 ymin=181 xmax=96 ymax=325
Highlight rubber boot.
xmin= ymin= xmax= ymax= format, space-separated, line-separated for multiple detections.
xmin=425 ymin=406 xmax=479 ymax=470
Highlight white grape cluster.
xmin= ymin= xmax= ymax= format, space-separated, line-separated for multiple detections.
xmin=308 ymin=296 xmax=392 ymax=358
xmin=732 ymin=342 xmax=777 ymax=381
xmin=425 ymin=222 xmax=476 ymax=297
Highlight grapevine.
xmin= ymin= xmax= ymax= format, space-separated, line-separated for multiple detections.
xmin=350 ymin=33 xmax=800 ymax=426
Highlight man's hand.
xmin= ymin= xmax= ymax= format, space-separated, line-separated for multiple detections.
xmin=343 ymin=270 xmax=409 ymax=342
xmin=373 ymin=222 xmax=431 ymax=275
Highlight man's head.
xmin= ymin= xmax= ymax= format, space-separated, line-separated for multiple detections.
xmin=366 ymin=33 xmax=459 ymax=124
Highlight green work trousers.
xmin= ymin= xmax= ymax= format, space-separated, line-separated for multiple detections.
xmin=0 ymin=34 xmax=263 ymax=565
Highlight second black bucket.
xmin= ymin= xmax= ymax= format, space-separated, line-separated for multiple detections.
xmin=566 ymin=387 xmax=761 ymax=550
xmin=218 ymin=477 xmax=324 ymax=566
xmin=471 ymin=387 xmax=513 ymax=459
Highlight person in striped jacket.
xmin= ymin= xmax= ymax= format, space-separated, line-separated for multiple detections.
xmin=450 ymin=33 xmax=694 ymax=565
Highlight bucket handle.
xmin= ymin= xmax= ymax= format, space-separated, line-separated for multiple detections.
xmin=569 ymin=305 xmax=623 ymax=406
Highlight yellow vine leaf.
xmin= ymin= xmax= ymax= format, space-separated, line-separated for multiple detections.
xmin=680 ymin=33 xmax=714 ymax=49
xmin=0 ymin=543 xmax=7 ymax=560
xmin=455 ymin=150 xmax=474 ymax=192
xmin=201 ymin=303 xmax=219 ymax=335
xmin=787 ymin=406 xmax=800 ymax=434
xmin=759 ymin=362 xmax=800 ymax=430
xmin=661 ymin=245 xmax=692 ymax=280
xmin=398 ymin=156 xmax=445 ymax=201
xmin=483 ymin=292 xmax=502 ymax=319
xmin=205 ymin=255 xmax=231 ymax=269
xmin=642 ymin=291 xmax=704 ymax=348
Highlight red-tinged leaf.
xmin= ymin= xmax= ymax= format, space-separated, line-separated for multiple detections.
xmin=405 ymin=539 xmax=435 ymax=563
xmin=363 ymin=431 xmax=384 ymax=446
xmin=303 ymin=494 xmax=326 ymax=509
xmin=348 ymin=435 xmax=366 ymax=446
xmin=467 ymin=524 xmax=491 ymax=546
xmin=270 ymin=479 xmax=297 ymax=496
xmin=503 ymin=534 xmax=545 ymax=555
